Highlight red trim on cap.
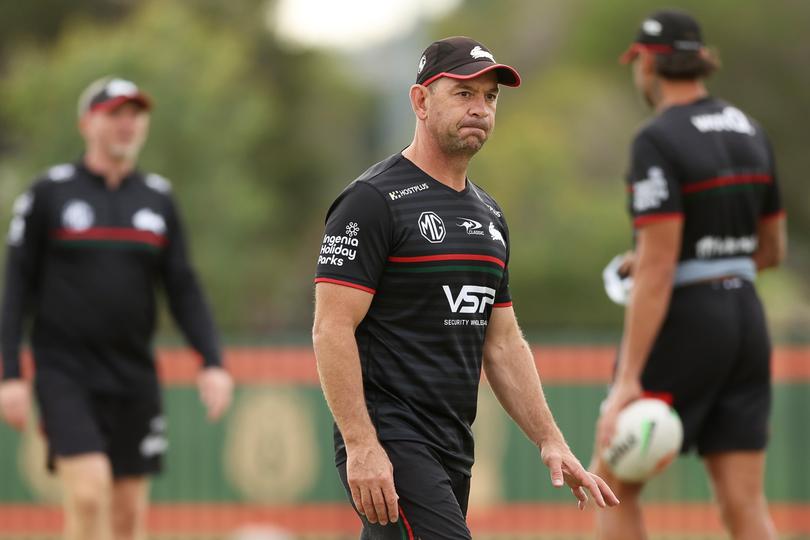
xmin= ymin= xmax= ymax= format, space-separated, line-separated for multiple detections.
xmin=90 ymin=94 xmax=152 ymax=113
xmin=633 ymin=213 xmax=684 ymax=228
xmin=313 ymin=278 xmax=375 ymax=295
xmin=422 ymin=64 xmax=521 ymax=88
xmin=620 ymin=43 xmax=676 ymax=64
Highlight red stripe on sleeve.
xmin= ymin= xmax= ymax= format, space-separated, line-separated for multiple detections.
xmin=313 ymin=278 xmax=375 ymax=295
xmin=493 ymin=302 xmax=513 ymax=308
xmin=633 ymin=213 xmax=684 ymax=228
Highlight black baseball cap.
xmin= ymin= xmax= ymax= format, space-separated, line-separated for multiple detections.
xmin=77 ymin=76 xmax=152 ymax=117
xmin=416 ymin=36 xmax=521 ymax=87
xmin=620 ymin=9 xmax=704 ymax=64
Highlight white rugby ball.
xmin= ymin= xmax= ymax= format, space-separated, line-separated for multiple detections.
xmin=602 ymin=398 xmax=683 ymax=482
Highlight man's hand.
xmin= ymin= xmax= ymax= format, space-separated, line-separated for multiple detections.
xmin=346 ymin=440 xmax=399 ymax=526
xmin=596 ymin=378 xmax=644 ymax=449
xmin=541 ymin=439 xmax=621 ymax=510
xmin=617 ymin=250 xmax=636 ymax=278
xmin=0 ymin=380 xmax=31 ymax=431
xmin=197 ymin=367 xmax=233 ymax=421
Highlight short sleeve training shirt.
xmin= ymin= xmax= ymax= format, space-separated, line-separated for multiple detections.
xmin=626 ymin=97 xmax=783 ymax=262
xmin=315 ymin=153 xmax=510 ymax=474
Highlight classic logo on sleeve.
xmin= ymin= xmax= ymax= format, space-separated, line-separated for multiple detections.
xmin=633 ymin=167 xmax=670 ymax=212
xmin=318 ymin=221 xmax=359 ymax=267
xmin=418 ymin=211 xmax=446 ymax=243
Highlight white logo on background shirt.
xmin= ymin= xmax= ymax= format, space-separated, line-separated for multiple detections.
xmin=133 ymin=208 xmax=166 ymax=235
xmin=633 ymin=167 xmax=670 ymax=211
xmin=418 ymin=212 xmax=446 ymax=243
xmin=345 ymin=221 xmax=359 ymax=237
xmin=318 ymin=226 xmax=359 ymax=267
xmin=61 ymin=200 xmax=94 ymax=231
xmin=691 ymin=107 xmax=756 ymax=135
xmin=695 ymin=235 xmax=757 ymax=258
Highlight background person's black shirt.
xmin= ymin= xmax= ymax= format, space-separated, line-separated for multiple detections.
xmin=627 ymin=97 xmax=783 ymax=263
xmin=315 ymin=153 xmax=511 ymax=475
xmin=1 ymin=162 xmax=221 ymax=393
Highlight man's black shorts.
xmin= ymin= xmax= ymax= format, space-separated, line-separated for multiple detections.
xmin=337 ymin=440 xmax=472 ymax=540
xmin=34 ymin=367 xmax=165 ymax=477
xmin=639 ymin=277 xmax=772 ymax=455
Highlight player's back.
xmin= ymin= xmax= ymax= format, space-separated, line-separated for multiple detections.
xmin=629 ymin=97 xmax=782 ymax=282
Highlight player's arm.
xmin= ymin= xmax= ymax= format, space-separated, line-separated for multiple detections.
xmin=160 ymin=196 xmax=231 ymax=421
xmin=597 ymin=219 xmax=682 ymax=447
xmin=482 ymin=307 xmax=619 ymax=509
xmin=0 ymin=184 xmax=47 ymax=430
xmin=754 ymin=214 xmax=787 ymax=271
xmin=312 ymin=282 xmax=399 ymax=525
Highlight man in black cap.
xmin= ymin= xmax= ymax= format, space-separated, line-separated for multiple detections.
xmin=313 ymin=36 xmax=619 ymax=539
xmin=592 ymin=10 xmax=785 ymax=540
xmin=0 ymin=76 xmax=233 ymax=540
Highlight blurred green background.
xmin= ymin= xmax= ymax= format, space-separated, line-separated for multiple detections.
xmin=1 ymin=1 xmax=809 ymax=539
xmin=1 ymin=0 xmax=808 ymax=344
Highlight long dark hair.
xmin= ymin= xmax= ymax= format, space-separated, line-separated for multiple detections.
xmin=655 ymin=49 xmax=720 ymax=80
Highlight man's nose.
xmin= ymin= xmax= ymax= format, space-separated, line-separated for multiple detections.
xmin=468 ymin=94 xmax=489 ymax=117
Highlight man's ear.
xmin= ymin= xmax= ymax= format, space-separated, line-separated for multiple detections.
xmin=409 ymin=84 xmax=430 ymax=121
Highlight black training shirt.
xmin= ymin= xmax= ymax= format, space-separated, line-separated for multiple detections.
xmin=627 ymin=97 xmax=783 ymax=264
xmin=315 ymin=153 xmax=511 ymax=475
xmin=1 ymin=162 xmax=221 ymax=392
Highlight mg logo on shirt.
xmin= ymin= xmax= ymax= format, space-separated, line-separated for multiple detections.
xmin=443 ymin=285 xmax=496 ymax=314
xmin=418 ymin=211 xmax=446 ymax=243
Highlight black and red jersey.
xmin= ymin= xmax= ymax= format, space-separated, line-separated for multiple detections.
xmin=315 ymin=153 xmax=511 ymax=474
xmin=626 ymin=96 xmax=783 ymax=284
xmin=1 ymin=161 xmax=221 ymax=392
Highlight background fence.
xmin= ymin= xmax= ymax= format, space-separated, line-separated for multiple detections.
xmin=1 ymin=346 xmax=808 ymax=539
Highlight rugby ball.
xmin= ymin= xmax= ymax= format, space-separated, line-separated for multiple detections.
xmin=602 ymin=398 xmax=683 ymax=482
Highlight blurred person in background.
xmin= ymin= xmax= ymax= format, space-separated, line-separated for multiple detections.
xmin=592 ymin=10 xmax=786 ymax=540
xmin=313 ymin=36 xmax=619 ymax=539
xmin=0 ymin=77 xmax=233 ymax=540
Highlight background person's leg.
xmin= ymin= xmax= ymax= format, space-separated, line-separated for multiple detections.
xmin=111 ymin=476 xmax=149 ymax=540
xmin=591 ymin=459 xmax=646 ymax=540
xmin=57 ymin=453 xmax=112 ymax=540
xmin=704 ymin=451 xmax=776 ymax=540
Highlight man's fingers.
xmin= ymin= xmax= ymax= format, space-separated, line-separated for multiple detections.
xmin=593 ymin=473 xmax=621 ymax=506
xmin=572 ymin=486 xmax=587 ymax=510
xmin=370 ymin=487 xmax=390 ymax=525
xmin=546 ymin=455 xmax=564 ymax=487
xmin=350 ymin=485 xmax=364 ymax=515
xmin=360 ymin=486 xmax=378 ymax=523
xmin=382 ymin=480 xmax=399 ymax=523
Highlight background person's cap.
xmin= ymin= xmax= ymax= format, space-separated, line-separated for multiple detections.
xmin=620 ymin=9 xmax=704 ymax=64
xmin=416 ymin=36 xmax=521 ymax=87
xmin=77 ymin=77 xmax=152 ymax=117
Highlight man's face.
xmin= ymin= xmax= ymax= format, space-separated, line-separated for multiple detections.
xmin=424 ymin=71 xmax=499 ymax=157
xmin=81 ymin=102 xmax=150 ymax=161
xmin=632 ymin=52 xmax=657 ymax=108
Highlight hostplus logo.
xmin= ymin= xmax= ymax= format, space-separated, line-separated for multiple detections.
xmin=418 ymin=211 xmax=446 ymax=243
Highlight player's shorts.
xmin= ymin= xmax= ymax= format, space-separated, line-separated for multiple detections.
xmin=639 ymin=277 xmax=771 ymax=455
xmin=337 ymin=440 xmax=471 ymax=539
xmin=34 ymin=367 xmax=166 ymax=477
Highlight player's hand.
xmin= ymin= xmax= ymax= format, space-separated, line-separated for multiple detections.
xmin=597 ymin=378 xmax=643 ymax=449
xmin=197 ymin=367 xmax=233 ymax=421
xmin=618 ymin=250 xmax=636 ymax=278
xmin=540 ymin=439 xmax=620 ymax=510
xmin=0 ymin=379 xmax=31 ymax=431
xmin=345 ymin=440 xmax=399 ymax=526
